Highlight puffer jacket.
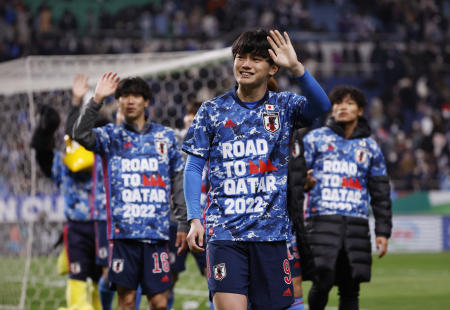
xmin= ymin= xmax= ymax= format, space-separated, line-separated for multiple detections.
xmin=303 ymin=117 xmax=392 ymax=285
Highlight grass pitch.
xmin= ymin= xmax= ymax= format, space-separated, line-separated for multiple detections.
xmin=0 ymin=252 xmax=449 ymax=309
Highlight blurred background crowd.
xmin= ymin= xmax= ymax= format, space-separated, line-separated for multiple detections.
xmin=0 ymin=0 xmax=449 ymax=194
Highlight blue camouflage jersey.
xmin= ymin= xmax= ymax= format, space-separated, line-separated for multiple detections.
xmin=92 ymin=122 xmax=184 ymax=240
xmin=183 ymin=88 xmax=309 ymax=242
xmin=91 ymin=155 xmax=107 ymax=221
xmin=303 ymin=127 xmax=388 ymax=219
xmin=52 ymin=151 xmax=93 ymax=221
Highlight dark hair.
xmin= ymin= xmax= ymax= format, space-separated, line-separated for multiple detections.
xmin=185 ymin=101 xmax=202 ymax=116
xmin=114 ymin=76 xmax=152 ymax=101
xmin=267 ymin=77 xmax=278 ymax=92
xmin=329 ymin=85 xmax=367 ymax=109
xmin=232 ymin=29 xmax=274 ymax=64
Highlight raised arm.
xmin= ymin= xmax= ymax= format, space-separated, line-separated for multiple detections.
xmin=268 ymin=30 xmax=330 ymax=122
xmin=72 ymin=72 xmax=119 ymax=150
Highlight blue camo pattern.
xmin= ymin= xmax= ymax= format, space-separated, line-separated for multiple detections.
xmin=182 ymin=88 xmax=307 ymax=242
xmin=93 ymin=122 xmax=184 ymax=240
xmin=92 ymin=155 xmax=107 ymax=221
xmin=303 ymin=127 xmax=388 ymax=218
xmin=52 ymin=151 xmax=93 ymax=221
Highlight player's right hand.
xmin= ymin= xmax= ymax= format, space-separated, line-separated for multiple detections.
xmin=72 ymin=73 xmax=89 ymax=105
xmin=187 ymin=219 xmax=205 ymax=253
xmin=304 ymin=169 xmax=316 ymax=191
xmin=93 ymin=72 xmax=120 ymax=104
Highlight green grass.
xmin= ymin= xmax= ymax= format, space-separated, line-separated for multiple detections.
xmin=0 ymin=252 xmax=449 ymax=309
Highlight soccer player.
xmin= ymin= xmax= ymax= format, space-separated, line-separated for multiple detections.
xmin=302 ymin=85 xmax=392 ymax=310
xmin=73 ymin=74 xmax=188 ymax=310
xmin=31 ymin=73 xmax=105 ymax=310
xmin=182 ymin=29 xmax=331 ymax=310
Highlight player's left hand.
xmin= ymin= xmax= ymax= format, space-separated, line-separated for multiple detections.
xmin=175 ymin=231 xmax=188 ymax=255
xmin=376 ymin=236 xmax=388 ymax=258
xmin=267 ymin=30 xmax=305 ymax=76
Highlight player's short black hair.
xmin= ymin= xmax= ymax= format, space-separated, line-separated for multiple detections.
xmin=185 ymin=101 xmax=202 ymax=116
xmin=114 ymin=76 xmax=152 ymax=101
xmin=329 ymin=85 xmax=367 ymax=109
xmin=232 ymin=29 xmax=274 ymax=64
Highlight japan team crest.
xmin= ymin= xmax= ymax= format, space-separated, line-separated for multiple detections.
xmin=263 ymin=112 xmax=280 ymax=133
xmin=70 ymin=262 xmax=81 ymax=274
xmin=213 ymin=263 xmax=227 ymax=281
xmin=98 ymin=247 xmax=108 ymax=259
xmin=112 ymin=259 xmax=124 ymax=273
xmin=355 ymin=148 xmax=369 ymax=165
xmin=292 ymin=141 xmax=301 ymax=158
xmin=155 ymin=141 xmax=168 ymax=156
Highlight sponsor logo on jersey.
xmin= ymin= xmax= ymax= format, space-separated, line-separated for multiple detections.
xmin=112 ymin=259 xmax=124 ymax=273
xmin=224 ymin=119 xmax=236 ymax=127
xmin=213 ymin=263 xmax=226 ymax=281
xmin=155 ymin=132 xmax=164 ymax=138
xmin=265 ymin=103 xmax=275 ymax=111
xmin=98 ymin=247 xmax=108 ymax=259
xmin=263 ymin=112 xmax=280 ymax=133
xmin=70 ymin=262 xmax=81 ymax=274
xmin=155 ymin=141 xmax=168 ymax=156
xmin=123 ymin=141 xmax=133 ymax=149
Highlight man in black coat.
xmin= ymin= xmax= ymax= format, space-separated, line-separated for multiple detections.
xmin=300 ymin=85 xmax=392 ymax=310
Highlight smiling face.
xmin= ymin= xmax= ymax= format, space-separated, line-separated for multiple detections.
xmin=117 ymin=93 xmax=149 ymax=124
xmin=331 ymin=94 xmax=363 ymax=123
xmin=233 ymin=53 xmax=278 ymax=88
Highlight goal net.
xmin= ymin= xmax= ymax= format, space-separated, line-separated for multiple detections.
xmin=0 ymin=48 xmax=233 ymax=310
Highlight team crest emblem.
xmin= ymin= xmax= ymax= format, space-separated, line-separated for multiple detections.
xmin=263 ymin=112 xmax=280 ymax=133
xmin=355 ymin=148 xmax=369 ymax=165
xmin=98 ymin=247 xmax=108 ymax=259
xmin=70 ymin=262 xmax=81 ymax=274
xmin=292 ymin=141 xmax=301 ymax=158
xmin=213 ymin=263 xmax=226 ymax=281
xmin=112 ymin=259 xmax=124 ymax=273
xmin=155 ymin=141 xmax=168 ymax=156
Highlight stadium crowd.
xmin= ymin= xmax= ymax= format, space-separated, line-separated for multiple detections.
xmin=0 ymin=0 xmax=449 ymax=195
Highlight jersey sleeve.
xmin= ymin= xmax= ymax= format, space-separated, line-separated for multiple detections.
xmin=182 ymin=103 xmax=212 ymax=159
xmin=369 ymin=142 xmax=388 ymax=177
xmin=169 ymin=131 xmax=185 ymax=175
xmin=302 ymin=131 xmax=316 ymax=169
xmin=92 ymin=126 xmax=112 ymax=156
xmin=51 ymin=151 xmax=63 ymax=187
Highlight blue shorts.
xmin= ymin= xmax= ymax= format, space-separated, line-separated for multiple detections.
xmin=65 ymin=220 xmax=102 ymax=282
xmin=206 ymin=240 xmax=294 ymax=310
xmin=95 ymin=221 xmax=109 ymax=267
xmin=108 ymin=239 xmax=172 ymax=295
xmin=168 ymin=222 xmax=206 ymax=275
xmin=287 ymin=236 xmax=302 ymax=278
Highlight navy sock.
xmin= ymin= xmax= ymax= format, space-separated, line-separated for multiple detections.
xmin=98 ymin=277 xmax=115 ymax=310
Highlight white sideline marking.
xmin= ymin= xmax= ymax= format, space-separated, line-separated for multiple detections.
xmin=174 ymin=288 xmax=209 ymax=297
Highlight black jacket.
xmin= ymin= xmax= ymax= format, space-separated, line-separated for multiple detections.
xmin=295 ymin=117 xmax=392 ymax=285
xmin=287 ymin=127 xmax=316 ymax=280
